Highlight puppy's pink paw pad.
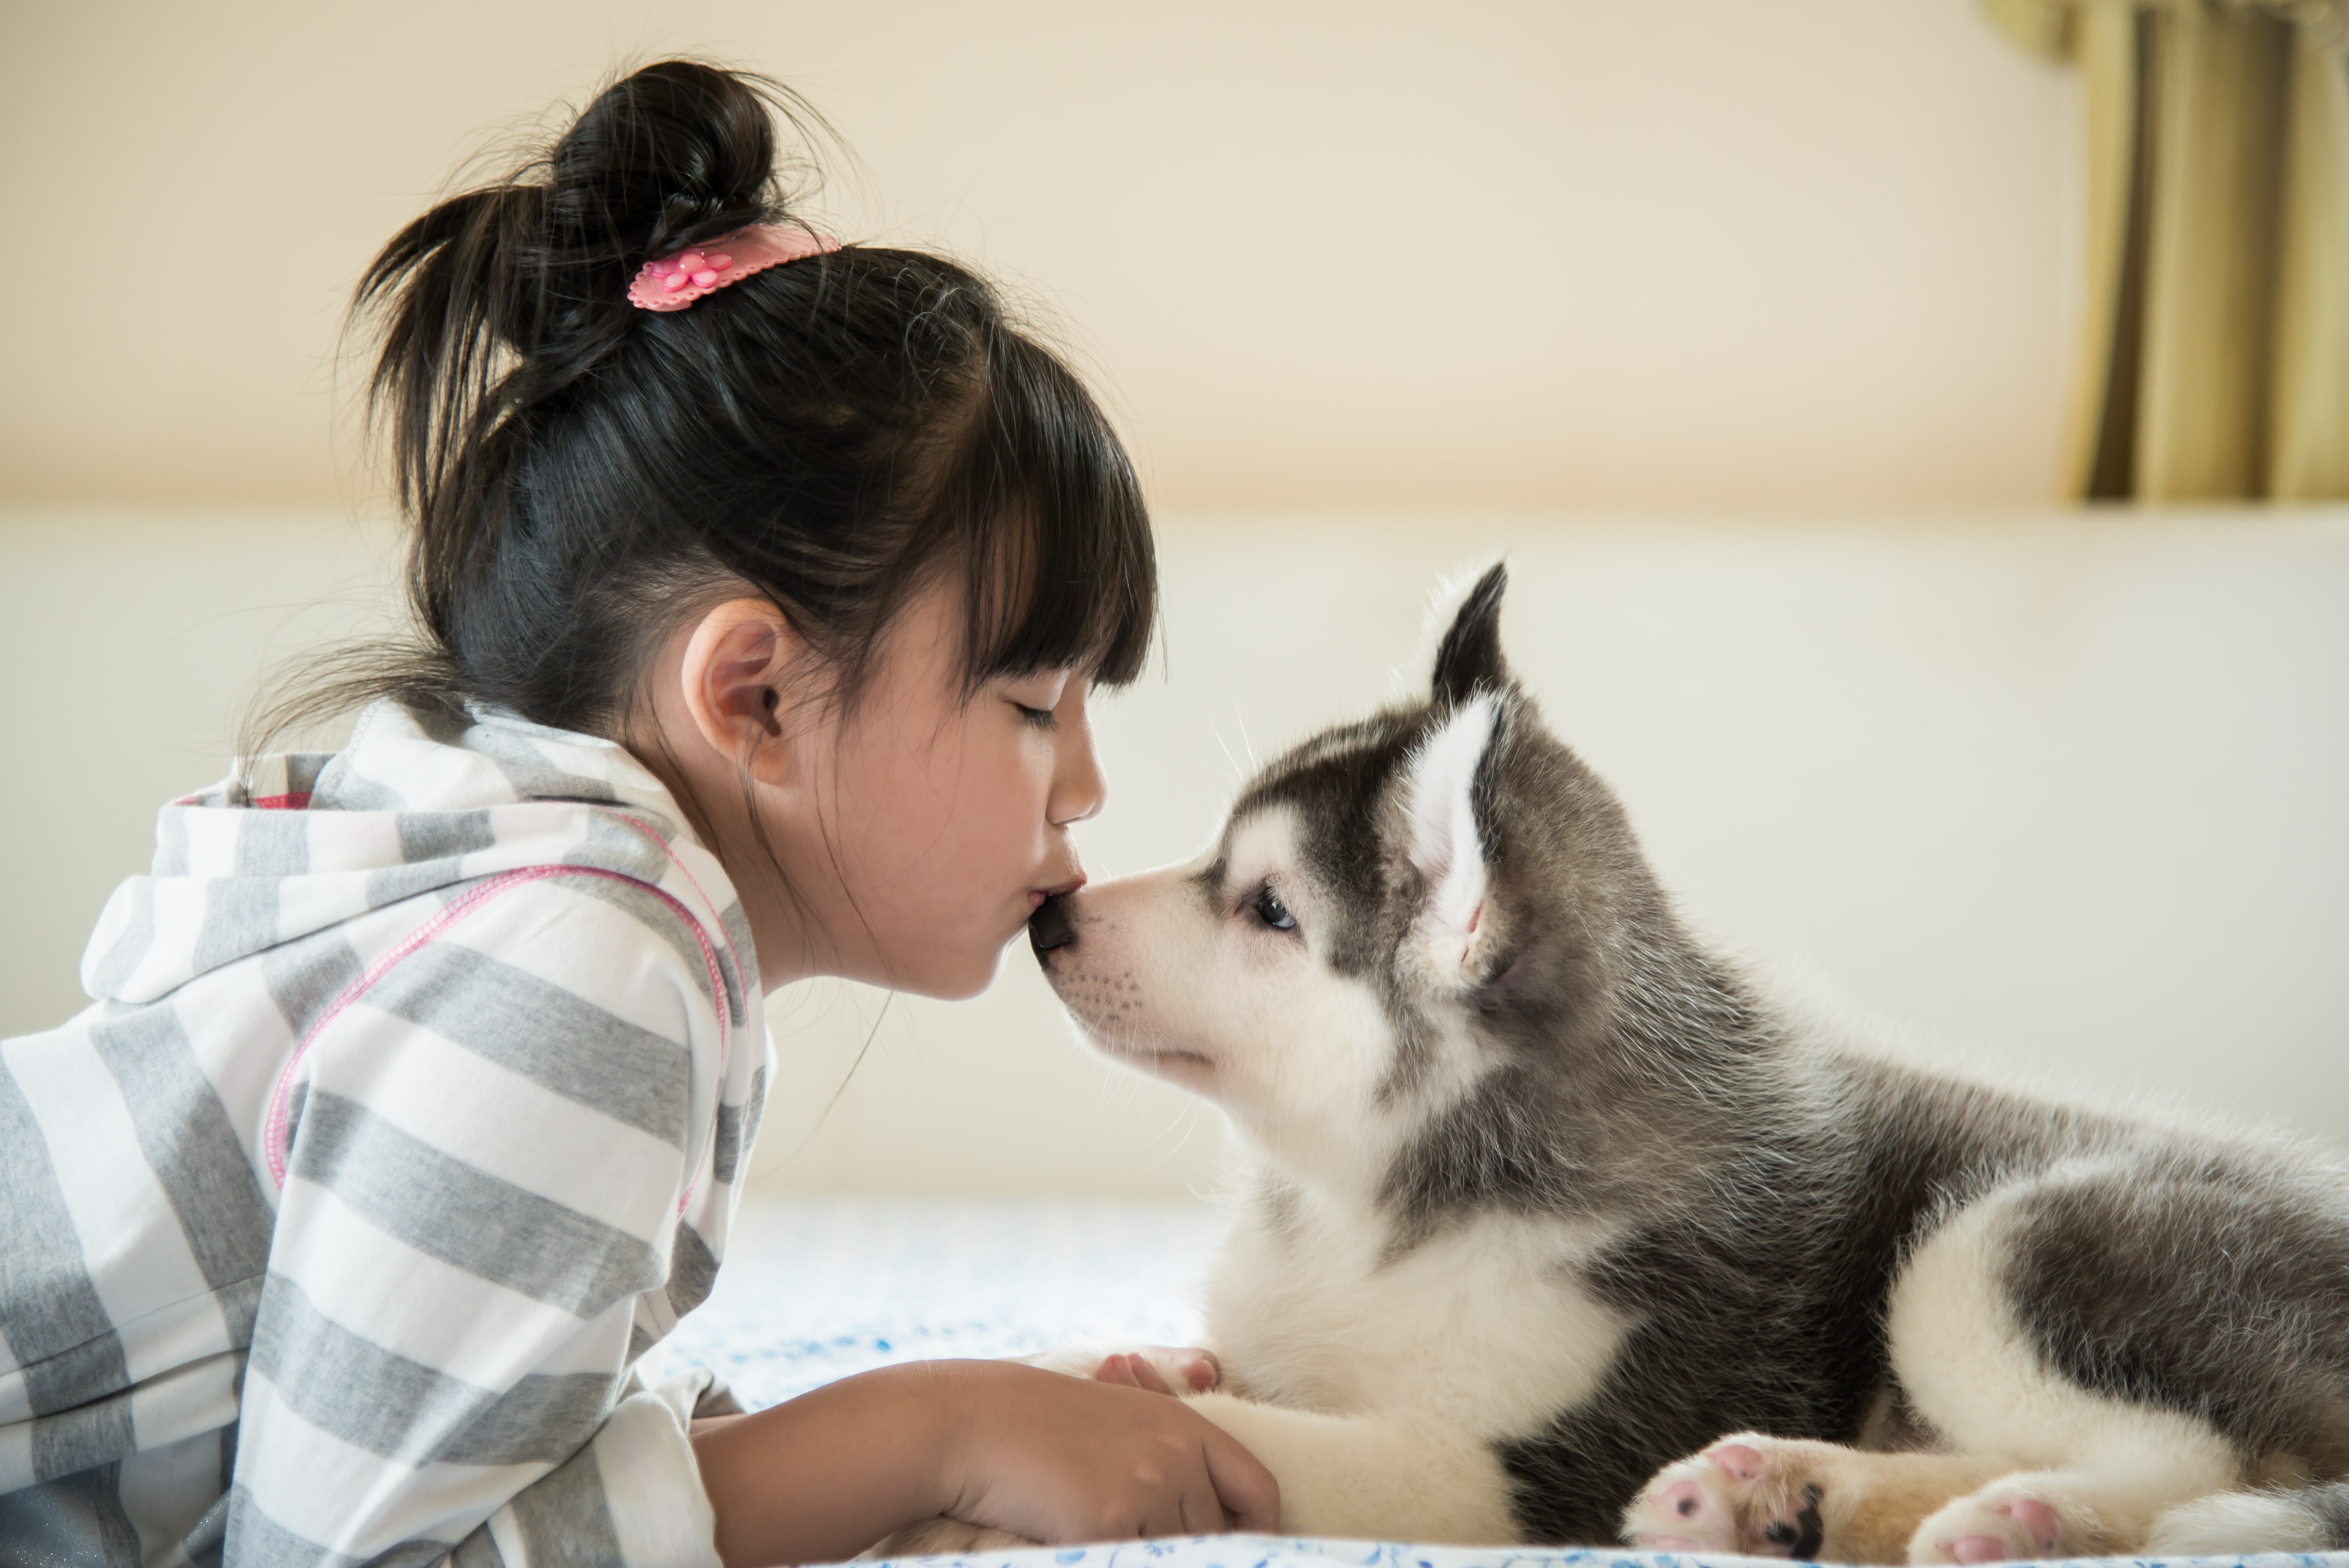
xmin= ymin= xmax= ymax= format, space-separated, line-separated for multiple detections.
xmin=2000 ymin=1498 xmax=2060 ymax=1552
xmin=1088 ymin=1346 xmax=1219 ymax=1395
xmin=1169 ymin=1349 xmax=1220 ymax=1391
xmin=1913 ymin=1483 xmax=2074 ymax=1564
xmin=1624 ymin=1436 xmax=1824 ymax=1558
xmin=1625 ymin=1466 xmax=1739 ymax=1552
xmin=1656 ymin=1479 xmax=1709 ymax=1521
xmin=1704 ymin=1442 xmax=1766 ymax=1483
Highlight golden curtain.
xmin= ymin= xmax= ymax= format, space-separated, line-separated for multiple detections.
xmin=1986 ymin=0 xmax=2349 ymax=499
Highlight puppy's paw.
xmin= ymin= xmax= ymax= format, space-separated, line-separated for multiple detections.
xmin=1016 ymin=1343 xmax=1218 ymax=1395
xmin=862 ymin=1518 xmax=1032 ymax=1560
xmin=1624 ymin=1434 xmax=1825 ymax=1557
xmin=1093 ymin=1346 xmax=1221 ymax=1395
xmin=1909 ymin=1478 xmax=2080 ymax=1565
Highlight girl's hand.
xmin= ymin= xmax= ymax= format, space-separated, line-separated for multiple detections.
xmin=692 ymin=1357 xmax=1276 ymax=1566
xmin=939 ymin=1359 xmax=1278 ymax=1542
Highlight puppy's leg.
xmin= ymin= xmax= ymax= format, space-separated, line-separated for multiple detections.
xmin=1625 ymin=1435 xmax=2007 ymax=1562
xmin=1887 ymin=1170 xmax=2262 ymax=1562
xmin=1183 ymin=1393 xmax=1519 ymax=1543
xmin=1909 ymin=1455 xmax=2237 ymax=1564
xmin=1018 ymin=1342 xmax=1223 ymax=1393
xmin=1631 ymin=1143 xmax=2344 ymax=1567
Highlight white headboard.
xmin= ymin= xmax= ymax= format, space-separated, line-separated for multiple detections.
xmin=6 ymin=507 xmax=2343 ymax=1195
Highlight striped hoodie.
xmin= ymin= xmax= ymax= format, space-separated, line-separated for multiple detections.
xmin=1 ymin=698 xmax=772 ymax=1567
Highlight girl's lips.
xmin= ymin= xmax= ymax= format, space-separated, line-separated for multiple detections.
xmin=1028 ymin=875 xmax=1087 ymax=910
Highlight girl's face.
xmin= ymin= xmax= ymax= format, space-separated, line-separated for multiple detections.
xmin=646 ymin=577 xmax=1107 ymax=999
xmin=792 ymin=580 xmax=1105 ymax=997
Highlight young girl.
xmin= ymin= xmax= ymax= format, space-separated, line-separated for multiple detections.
xmin=0 ymin=60 xmax=1276 ymax=1568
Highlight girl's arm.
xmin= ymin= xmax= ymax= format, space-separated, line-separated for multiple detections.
xmin=693 ymin=1359 xmax=1280 ymax=1568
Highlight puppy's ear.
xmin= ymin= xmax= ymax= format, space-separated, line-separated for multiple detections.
xmin=1429 ymin=561 xmax=1510 ymax=707
xmin=1404 ymin=693 xmax=1502 ymax=979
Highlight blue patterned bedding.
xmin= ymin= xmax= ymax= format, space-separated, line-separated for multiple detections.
xmin=664 ymin=1196 xmax=1222 ymax=1409
xmin=866 ymin=1537 xmax=2337 ymax=1568
xmin=865 ymin=1536 xmax=2338 ymax=1568
xmin=662 ymin=1198 xmax=2341 ymax=1568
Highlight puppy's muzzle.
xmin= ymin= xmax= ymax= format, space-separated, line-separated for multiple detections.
xmin=1029 ymin=893 xmax=1077 ymax=960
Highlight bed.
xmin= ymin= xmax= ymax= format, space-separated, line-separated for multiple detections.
xmin=660 ymin=1197 xmax=2331 ymax=1568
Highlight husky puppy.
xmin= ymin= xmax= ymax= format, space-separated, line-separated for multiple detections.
xmin=1010 ymin=564 xmax=2349 ymax=1563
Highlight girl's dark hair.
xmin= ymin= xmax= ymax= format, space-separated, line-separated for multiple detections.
xmin=273 ymin=58 xmax=1153 ymax=753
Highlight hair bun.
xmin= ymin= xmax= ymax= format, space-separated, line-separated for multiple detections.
xmin=548 ymin=60 xmax=784 ymax=263
xmin=352 ymin=60 xmax=808 ymax=614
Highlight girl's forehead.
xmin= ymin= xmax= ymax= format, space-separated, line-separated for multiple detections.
xmin=869 ymin=579 xmax=1077 ymax=689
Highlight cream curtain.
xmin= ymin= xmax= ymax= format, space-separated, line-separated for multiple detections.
xmin=1987 ymin=0 xmax=2349 ymax=499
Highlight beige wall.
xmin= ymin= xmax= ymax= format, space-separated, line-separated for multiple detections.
xmin=1 ymin=1 xmax=2077 ymax=511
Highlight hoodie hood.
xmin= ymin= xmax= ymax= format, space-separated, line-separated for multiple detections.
xmin=83 ymin=699 xmax=754 ymax=1009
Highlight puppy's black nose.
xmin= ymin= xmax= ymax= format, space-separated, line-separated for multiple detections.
xmin=1029 ymin=893 xmax=1077 ymax=958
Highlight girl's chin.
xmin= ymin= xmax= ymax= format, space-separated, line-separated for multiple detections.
xmin=874 ymin=903 xmax=1040 ymax=999
xmin=902 ymin=938 xmax=1011 ymax=1002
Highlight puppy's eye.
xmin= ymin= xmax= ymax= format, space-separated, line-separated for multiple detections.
xmin=1252 ymin=886 xmax=1297 ymax=932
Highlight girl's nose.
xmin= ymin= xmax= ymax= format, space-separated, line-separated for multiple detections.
xmin=1050 ymin=731 xmax=1108 ymax=826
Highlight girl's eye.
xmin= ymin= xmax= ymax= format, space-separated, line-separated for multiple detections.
xmin=1014 ymin=702 xmax=1057 ymax=730
xmin=1252 ymin=886 xmax=1297 ymax=932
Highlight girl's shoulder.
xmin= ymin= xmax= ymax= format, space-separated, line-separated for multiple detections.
xmin=88 ymin=697 xmax=758 ymax=1032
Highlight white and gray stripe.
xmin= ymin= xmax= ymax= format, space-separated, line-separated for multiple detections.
xmin=4 ymin=699 xmax=771 ymax=1568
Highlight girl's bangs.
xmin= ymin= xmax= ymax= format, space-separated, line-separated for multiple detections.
xmin=950 ymin=333 xmax=1158 ymax=691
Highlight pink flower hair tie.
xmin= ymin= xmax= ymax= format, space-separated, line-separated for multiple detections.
xmin=627 ymin=223 xmax=839 ymax=313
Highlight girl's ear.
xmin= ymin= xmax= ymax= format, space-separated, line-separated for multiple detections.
xmin=678 ymin=598 xmax=806 ymax=785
